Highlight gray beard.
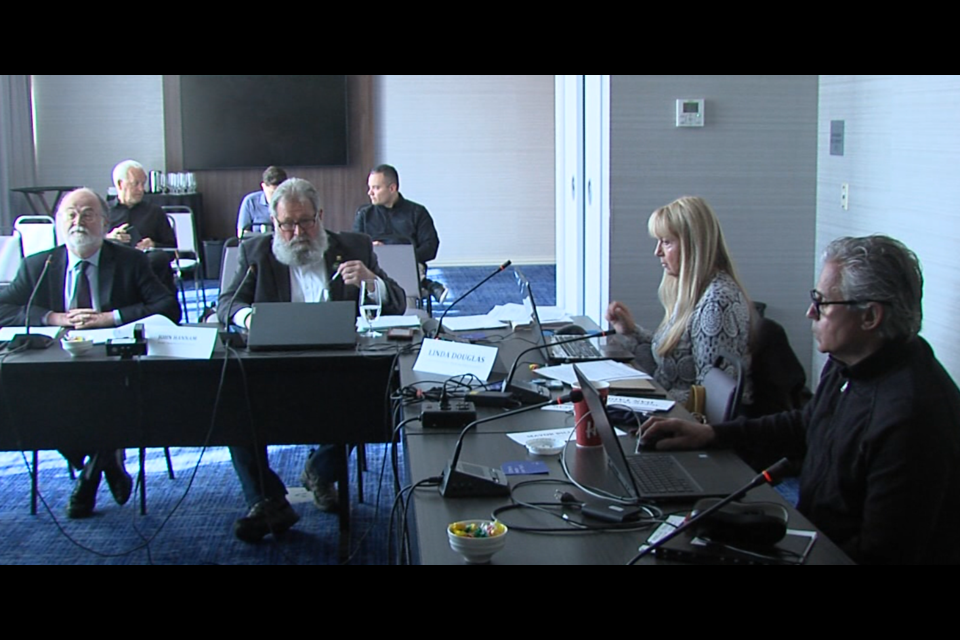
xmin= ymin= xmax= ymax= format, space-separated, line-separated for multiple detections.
xmin=272 ymin=228 xmax=329 ymax=268
xmin=67 ymin=228 xmax=102 ymax=255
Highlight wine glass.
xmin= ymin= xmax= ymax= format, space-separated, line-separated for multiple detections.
xmin=359 ymin=278 xmax=383 ymax=337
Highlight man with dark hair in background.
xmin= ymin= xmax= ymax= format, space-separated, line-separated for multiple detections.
xmin=237 ymin=166 xmax=288 ymax=237
xmin=353 ymin=164 xmax=448 ymax=303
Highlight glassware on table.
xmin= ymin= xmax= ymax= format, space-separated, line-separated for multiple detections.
xmin=359 ymin=278 xmax=383 ymax=337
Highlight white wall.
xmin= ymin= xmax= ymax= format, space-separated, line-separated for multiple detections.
xmin=32 ymin=75 xmax=165 ymax=194
xmin=816 ymin=75 xmax=960 ymax=381
xmin=374 ymin=75 xmax=555 ymax=266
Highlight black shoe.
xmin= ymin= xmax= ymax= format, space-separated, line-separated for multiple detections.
xmin=427 ymin=281 xmax=449 ymax=304
xmin=103 ymin=451 xmax=132 ymax=506
xmin=233 ymin=498 xmax=300 ymax=543
xmin=66 ymin=471 xmax=101 ymax=519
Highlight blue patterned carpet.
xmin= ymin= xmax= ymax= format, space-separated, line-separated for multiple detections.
xmin=0 ymin=445 xmax=402 ymax=565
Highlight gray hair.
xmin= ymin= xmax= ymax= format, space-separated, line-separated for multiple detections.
xmin=112 ymin=159 xmax=145 ymax=187
xmin=823 ymin=235 xmax=923 ymax=340
xmin=269 ymin=177 xmax=323 ymax=217
xmin=57 ymin=187 xmax=110 ymax=220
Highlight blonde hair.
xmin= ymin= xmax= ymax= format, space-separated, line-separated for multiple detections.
xmin=648 ymin=196 xmax=749 ymax=355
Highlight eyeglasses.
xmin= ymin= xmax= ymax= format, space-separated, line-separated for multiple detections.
xmin=275 ymin=216 xmax=319 ymax=232
xmin=62 ymin=209 xmax=100 ymax=224
xmin=808 ymin=289 xmax=882 ymax=319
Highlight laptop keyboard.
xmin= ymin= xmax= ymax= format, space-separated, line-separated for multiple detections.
xmin=627 ymin=455 xmax=696 ymax=495
xmin=549 ymin=338 xmax=602 ymax=360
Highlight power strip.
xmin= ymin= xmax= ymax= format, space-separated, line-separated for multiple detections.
xmin=420 ymin=402 xmax=477 ymax=429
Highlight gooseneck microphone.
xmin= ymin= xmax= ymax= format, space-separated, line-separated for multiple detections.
xmin=440 ymin=389 xmax=583 ymax=498
xmin=10 ymin=256 xmax=55 ymax=350
xmin=628 ymin=457 xmax=793 ymax=564
xmin=501 ymin=329 xmax=618 ymax=404
xmin=218 ymin=264 xmax=256 ymax=347
xmin=424 ymin=260 xmax=512 ymax=339
xmin=219 ymin=264 xmax=257 ymax=328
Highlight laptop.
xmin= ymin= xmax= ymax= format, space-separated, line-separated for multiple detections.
xmin=573 ymin=364 xmax=747 ymax=501
xmin=247 ymin=301 xmax=357 ymax=352
xmin=515 ymin=269 xmax=632 ymax=364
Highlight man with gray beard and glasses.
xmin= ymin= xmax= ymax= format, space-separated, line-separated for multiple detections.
xmin=0 ymin=188 xmax=180 ymax=519
xmin=217 ymin=177 xmax=405 ymax=543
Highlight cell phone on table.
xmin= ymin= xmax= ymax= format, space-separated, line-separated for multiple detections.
xmin=387 ymin=328 xmax=414 ymax=341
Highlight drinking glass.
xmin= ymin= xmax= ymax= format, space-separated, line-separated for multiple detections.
xmin=359 ymin=278 xmax=383 ymax=336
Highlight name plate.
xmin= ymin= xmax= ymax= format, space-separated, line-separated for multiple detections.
xmin=413 ymin=338 xmax=498 ymax=380
xmin=146 ymin=326 xmax=218 ymax=360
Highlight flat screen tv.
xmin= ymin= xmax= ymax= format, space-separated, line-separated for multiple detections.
xmin=180 ymin=75 xmax=348 ymax=170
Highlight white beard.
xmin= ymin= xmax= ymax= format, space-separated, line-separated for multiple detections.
xmin=272 ymin=225 xmax=329 ymax=268
xmin=67 ymin=227 xmax=102 ymax=255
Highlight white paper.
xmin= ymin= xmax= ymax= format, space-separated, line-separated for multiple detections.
xmin=144 ymin=326 xmax=218 ymax=359
xmin=506 ymin=425 xmax=627 ymax=446
xmin=355 ymin=314 xmax=421 ymax=331
xmin=487 ymin=303 xmax=572 ymax=326
xmin=0 ymin=326 xmax=61 ymax=341
xmin=606 ymin=395 xmax=676 ymax=413
xmin=413 ymin=337 xmax=499 ymax=380
xmin=439 ymin=315 xmax=508 ymax=332
xmin=534 ymin=361 xmax=652 ymax=385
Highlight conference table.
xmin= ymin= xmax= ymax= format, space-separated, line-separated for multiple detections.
xmin=398 ymin=324 xmax=854 ymax=565
xmin=0 ymin=336 xmax=399 ymax=560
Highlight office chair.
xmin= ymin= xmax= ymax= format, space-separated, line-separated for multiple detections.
xmin=163 ymin=208 xmax=206 ymax=323
xmin=13 ymin=216 xmax=57 ymax=257
xmin=0 ymin=235 xmax=23 ymax=287
xmin=702 ymin=352 xmax=744 ymax=426
xmin=745 ymin=316 xmax=809 ymax=417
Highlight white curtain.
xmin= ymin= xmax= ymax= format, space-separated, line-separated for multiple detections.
xmin=0 ymin=75 xmax=37 ymax=232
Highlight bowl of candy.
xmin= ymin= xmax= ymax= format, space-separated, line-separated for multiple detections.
xmin=61 ymin=335 xmax=94 ymax=357
xmin=447 ymin=520 xmax=508 ymax=564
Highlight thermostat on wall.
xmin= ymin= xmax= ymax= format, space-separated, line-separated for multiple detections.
xmin=676 ymin=99 xmax=705 ymax=127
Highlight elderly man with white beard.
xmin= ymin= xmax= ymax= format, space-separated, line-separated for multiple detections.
xmin=0 ymin=188 xmax=181 ymax=519
xmin=217 ymin=177 xmax=406 ymax=543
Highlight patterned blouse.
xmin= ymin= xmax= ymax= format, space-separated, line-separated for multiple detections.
xmin=614 ymin=271 xmax=751 ymax=406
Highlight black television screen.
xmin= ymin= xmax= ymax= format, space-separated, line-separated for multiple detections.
xmin=180 ymin=75 xmax=348 ymax=170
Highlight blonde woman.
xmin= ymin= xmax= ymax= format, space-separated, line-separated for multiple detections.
xmin=606 ymin=196 xmax=752 ymax=406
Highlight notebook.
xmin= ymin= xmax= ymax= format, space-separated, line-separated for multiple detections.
xmin=573 ymin=364 xmax=746 ymax=501
xmin=246 ymin=301 xmax=357 ymax=352
xmin=515 ymin=269 xmax=632 ymax=364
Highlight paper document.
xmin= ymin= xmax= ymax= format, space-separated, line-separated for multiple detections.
xmin=355 ymin=315 xmax=421 ymax=331
xmin=534 ymin=361 xmax=652 ymax=385
xmin=506 ymin=425 xmax=627 ymax=446
xmin=440 ymin=315 xmax=508 ymax=332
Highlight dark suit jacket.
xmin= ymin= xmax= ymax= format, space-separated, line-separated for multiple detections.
xmin=0 ymin=242 xmax=182 ymax=327
xmin=217 ymin=231 xmax=406 ymax=325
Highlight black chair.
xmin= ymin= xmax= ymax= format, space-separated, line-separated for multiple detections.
xmin=744 ymin=317 xmax=809 ymax=418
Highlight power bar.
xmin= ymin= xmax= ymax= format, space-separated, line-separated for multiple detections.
xmin=420 ymin=402 xmax=478 ymax=429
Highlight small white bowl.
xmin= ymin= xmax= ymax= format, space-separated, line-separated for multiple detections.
xmin=526 ymin=437 xmax=566 ymax=456
xmin=61 ymin=336 xmax=94 ymax=357
xmin=447 ymin=520 xmax=508 ymax=564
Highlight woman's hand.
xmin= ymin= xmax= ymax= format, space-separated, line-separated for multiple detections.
xmin=605 ymin=301 xmax=637 ymax=336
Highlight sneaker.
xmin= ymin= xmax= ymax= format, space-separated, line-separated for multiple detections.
xmin=233 ymin=497 xmax=300 ymax=543
xmin=428 ymin=281 xmax=449 ymax=305
xmin=301 ymin=470 xmax=339 ymax=513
